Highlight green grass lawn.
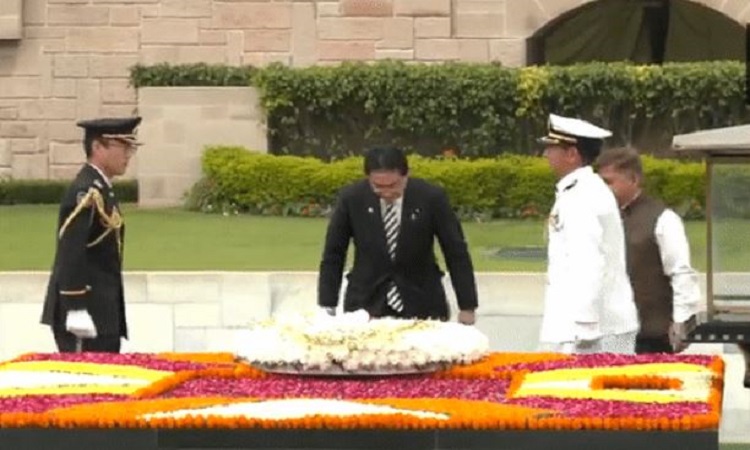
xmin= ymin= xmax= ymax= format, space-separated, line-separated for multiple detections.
xmin=0 ymin=204 xmax=726 ymax=272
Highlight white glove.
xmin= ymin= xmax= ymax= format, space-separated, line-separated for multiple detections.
xmin=66 ymin=310 xmax=97 ymax=339
xmin=341 ymin=309 xmax=370 ymax=324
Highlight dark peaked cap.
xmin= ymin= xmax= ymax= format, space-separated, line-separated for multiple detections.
xmin=77 ymin=117 xmax=143 ymax=146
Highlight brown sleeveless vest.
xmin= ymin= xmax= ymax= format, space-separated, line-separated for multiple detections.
xmin=622 ymin=194 xmax=673 ymax=338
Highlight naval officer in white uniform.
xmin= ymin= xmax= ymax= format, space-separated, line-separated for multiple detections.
xmin=538 ymin=114 xmax=639 ymax=354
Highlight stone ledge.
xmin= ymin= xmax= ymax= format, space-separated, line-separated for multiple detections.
xmin=0 ymin=270 xmax=721 ymax=311
xmin=0 ymin=269 xmax=719 ymax=358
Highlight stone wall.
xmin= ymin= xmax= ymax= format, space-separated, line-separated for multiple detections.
xmin=137 ymin=86 xmax=267 ymax=207
xmin=0 ymin=0 xmax=742 ymax=183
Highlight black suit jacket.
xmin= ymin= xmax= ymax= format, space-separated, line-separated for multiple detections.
xmin=318 ymin=178 xmax=478 ymax=320
xmin=41 ymin=164 xmax=128 ymax=338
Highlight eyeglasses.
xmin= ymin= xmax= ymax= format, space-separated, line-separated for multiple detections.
xmin=106 ymin=138 xmax=138 ymax=155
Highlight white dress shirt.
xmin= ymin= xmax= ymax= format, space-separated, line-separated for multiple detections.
xmin=87 ymin=163 xmax=112 ymax=188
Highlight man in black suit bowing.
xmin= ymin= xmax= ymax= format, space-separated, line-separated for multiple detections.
xmin=317 ymin=146 xmax=478 ymax=324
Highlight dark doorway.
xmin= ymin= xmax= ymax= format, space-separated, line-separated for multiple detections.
xmin=527 ymin=0 xmax=744 ymax=65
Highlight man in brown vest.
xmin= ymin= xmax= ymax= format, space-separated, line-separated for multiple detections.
xmin=596 ymin=147 xmax=700 ymax=355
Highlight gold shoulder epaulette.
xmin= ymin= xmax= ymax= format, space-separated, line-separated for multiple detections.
xmin=58 ymin=186 xmax=124 ymax=255
xmin=58 ymin=187 xmax=103 ymax=239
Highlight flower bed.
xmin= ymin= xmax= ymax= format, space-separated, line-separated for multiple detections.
xmin=0 ymin=352 xmax=723 ymax=431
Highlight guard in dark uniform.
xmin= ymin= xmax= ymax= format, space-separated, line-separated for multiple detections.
xmin=41 ymin=117 xmax=142 ymax=353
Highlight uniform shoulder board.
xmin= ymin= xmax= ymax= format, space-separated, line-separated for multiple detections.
xmin=76 ymin=190 xmax=89 ymax=205
xmin=562 ymin=179 xmax=578 ymax=192
xmin=75 ymin=185 xmax=102 ymax=206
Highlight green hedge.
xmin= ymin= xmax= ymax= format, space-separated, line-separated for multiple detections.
xmin=0 ymin=179 xmax=138 ymax=205
xmin=186 ymin=146 xmax=706 ymax=220
xmin=130 ymin=63 xmax=256 ymax=87
xmin=130 ymin=61 xmax=749 ymax=159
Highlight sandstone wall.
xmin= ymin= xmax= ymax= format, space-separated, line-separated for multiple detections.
xmin=0 ymin=0 xmax=744 ymax=182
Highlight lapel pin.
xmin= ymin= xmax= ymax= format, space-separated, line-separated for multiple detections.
xmin=367 ymin=207 xmax=374 ymax=214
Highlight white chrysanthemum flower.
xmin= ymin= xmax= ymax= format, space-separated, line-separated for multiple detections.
xmin=236 ymin=310 xmax=490 ymax=373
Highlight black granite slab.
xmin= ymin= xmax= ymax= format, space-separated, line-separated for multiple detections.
xmin=0 ymin=428 xmax=719 ymax=450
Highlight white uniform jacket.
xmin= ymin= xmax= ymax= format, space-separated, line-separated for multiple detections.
xmin=539 ymin=166 xmax=640 ymax=344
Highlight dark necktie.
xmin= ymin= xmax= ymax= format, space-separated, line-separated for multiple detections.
xmin=383 ymin=202 xmax=403 ymax=312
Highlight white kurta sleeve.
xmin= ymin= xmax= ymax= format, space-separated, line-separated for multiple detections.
xmin=654 ymin=209 xmax=701 ymax=323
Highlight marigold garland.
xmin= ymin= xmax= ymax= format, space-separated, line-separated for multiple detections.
xmin=0 ymin=352 xmax=725 ymax=432
xmin=156 ymin=352 xmax=238 ymax=365
xmin=132 ymin=365 xmax=266 ymax=399
xmin=435 ymin=353 xmax=571 ymax=380
xmin=590 ymin=375 xmax=683 ymax=390
xmin=505 ymin=372 xmax=529 ymax=398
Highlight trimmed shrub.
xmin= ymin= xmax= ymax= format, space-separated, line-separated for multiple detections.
xmin=188 ymin=146 xmax=705 ymax=219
